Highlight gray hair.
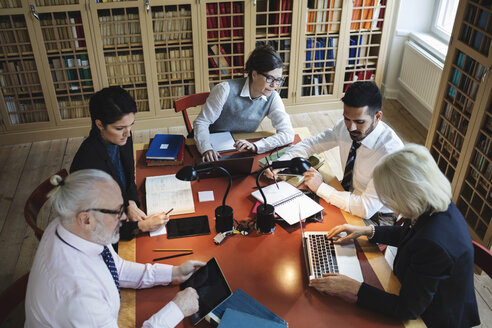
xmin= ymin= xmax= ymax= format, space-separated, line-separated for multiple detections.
xmin=48 ymin=169 xmax=116 ymax=225
xmin=373 ymin=144 xmax=452 ymax=219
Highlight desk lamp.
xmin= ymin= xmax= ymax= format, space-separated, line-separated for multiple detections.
xmin=176 ymin=165 xmax=233 ymax=233
xmin=255 ymin=157 xmax=311 ymax=233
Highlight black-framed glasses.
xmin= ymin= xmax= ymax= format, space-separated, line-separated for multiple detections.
xmin=82 ymin=204 xmax=126 ymax=220
xmin=259 ymin=72 xmax=285 ymax=87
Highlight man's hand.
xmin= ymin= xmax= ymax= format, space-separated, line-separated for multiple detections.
xmin=264 ymin=168 xmax=280 ymax=179
xmin=137 ymin=211 xmax=169 ymax=232
xmin=172 ymin=287 xmax=199 ymax=317
xmin=309 ymin=273 xmax=361 ymax=298
xmin=172 ymin=260 xmax=206 ymax=283
xmin=234 ymin=139 xmax=257 ymax=153
xmin=127 ymin=201 xmax=147 ymax=221
xmin=304 ymin=168 xmax=323 ymax=192
xmin=326 ymin=224 xmax=373 ymax=244
xmin=202 ymin=149 xmax=220 ymax=162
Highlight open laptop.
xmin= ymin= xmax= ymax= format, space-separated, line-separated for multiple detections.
xmin=195 ymin=152 xmax=255 ymax=178
xmin=299 ymin=208 xmax=364 ymax=282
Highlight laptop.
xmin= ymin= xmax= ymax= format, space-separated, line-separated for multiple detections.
xmin=299 ymin=211 xmax=364 ymax=282
xmin=195 ymin=152 xmax=255 ymax=178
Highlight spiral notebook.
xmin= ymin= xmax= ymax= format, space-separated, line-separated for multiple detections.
xmin=251 ymin=181 xmax=324 ymax=225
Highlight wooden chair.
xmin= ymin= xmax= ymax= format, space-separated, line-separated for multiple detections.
xmin=473 ymin=240 xmax=492 ymax=276
xmin=174 ymin=92 xmax=210 ymax=136
xmin=0 ymin=272 xmax=29 ymax=324
xmin=24 ymin=169 xmax=68 ymax=241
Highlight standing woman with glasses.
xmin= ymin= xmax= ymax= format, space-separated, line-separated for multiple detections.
xmin=70 ymin=86 xmax=168 ymax=247
xmin=194 ymin=44 xmax=295 ymax=162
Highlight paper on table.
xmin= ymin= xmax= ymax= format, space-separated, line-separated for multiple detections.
xmin=210 ymin=131 xmax=236 ymax=153
xmin=198 ymin=190 xmax=215 ymax=202
xmin=146 ymin=174 xmax=195 ymax=237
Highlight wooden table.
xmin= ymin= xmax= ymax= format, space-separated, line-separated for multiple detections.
xmin=119 ymin=128 xmax=424 ymax=328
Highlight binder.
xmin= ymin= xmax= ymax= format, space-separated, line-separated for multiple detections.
xmin=146 ymin=134 xmax=184 ymax=160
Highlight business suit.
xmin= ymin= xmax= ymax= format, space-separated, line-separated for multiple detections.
xmin=357 ymin=202 xmax=480 ymax=327
xmin=70 ymin=128 xmax=139 ymax=241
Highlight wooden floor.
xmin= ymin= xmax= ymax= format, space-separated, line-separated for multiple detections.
xmin=0 ymin=99 xmax=489 ymax=327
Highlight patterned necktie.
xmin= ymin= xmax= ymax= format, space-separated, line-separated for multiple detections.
xmin=101 ymin=246 xmax=120 ymax=295
xmin=341 ymin=141 xmax=361 ymax=191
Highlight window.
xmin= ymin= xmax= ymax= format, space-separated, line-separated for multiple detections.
xmin=432 ymin=0 xmax=459 ymax=42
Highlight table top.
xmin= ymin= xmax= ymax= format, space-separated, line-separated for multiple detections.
xmin=118 ymin=129 xmax=424 ymax=328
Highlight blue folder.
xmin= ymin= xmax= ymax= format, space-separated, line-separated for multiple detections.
xmin=146 ymin=134 xmax=184 ymax=160
xmin=218 ymin=308 xmax=287 ymax=328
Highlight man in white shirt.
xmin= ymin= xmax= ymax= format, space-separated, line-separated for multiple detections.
xmin=25 ymin=169 xmax=205 ymax=327
xmin=269 ymin=82 xmax=403 ymax=223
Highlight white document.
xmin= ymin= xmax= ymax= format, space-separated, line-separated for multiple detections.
xmin=198 ymin=190 xmax=214 ymax=202
xmin=251 ymin=181 xmax=324 ymax=225
xmin=210 ymin=131 xmax=236 ymax=153
xmin=146 ymin=174 xmax=195 ymax=236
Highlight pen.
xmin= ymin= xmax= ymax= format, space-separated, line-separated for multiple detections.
xmin=266 ymin=157 xmax=279 ymax=189
xmin=153 ymin=252 xmax=193 ymax=262
xmin=165 ymin=208 xmax=174 ymax=215
xmin=153 ymin=249 xmax=193 ymax=252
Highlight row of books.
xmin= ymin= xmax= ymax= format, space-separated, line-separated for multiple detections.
xmin=152 ymin=6 xmax=192 ymax=42
xmin=306 ymin=37 xmax=336 ymax=68
xmin=302 ymin=73 xmax=335 ymax=96
xmin=41 ymin=17 xmax=86 ymax=51
xmin=158 ymin=85 xmax=194 ymax=110
xmin=58 ymin=98 xmax=90 ymax=120
xmin=269 ymin=0 xmax=292 ymax=34
xmin=208 ymin=43 xmax=244 ymax=75
xmin=0 ymin=18 xmax=28 ymax=44
xmin=0 ymin=61 xmax=41 ymax=94
xmin=461 ymin=4 xmax=489 ymax=56
xmin=307 ymin=0 xmax=341 ymax=33
xmin=256 ymin=39 xmax=291 ymax=64
xmin=50 ymin=55 xmax=92 ymax=90
xmin=146 ymin=134 xmax=185 ymax=166
xmin=0 ymin=0 xmax=20 ymax=8
xmin=156 ymin=48 xmax=194 ymax=81
xmin=471 ymin=135 xmax=492 ymax=180
xmin=206 ymin=2 xmax=244 ymax=39
xmin=343 ymin=69 xmax=375 ymax=92
xmin=98 ymin=12 xmax=140 ymax=47
xmin=104 ymin=54 xmax=145 ymax=84
xmin=351 ymin=0 xmax=385 ymax=30
xmin=4 ymin=97 xmax=49 ymax=124
xmin=30 ymin=0 xmax=77 ymax=5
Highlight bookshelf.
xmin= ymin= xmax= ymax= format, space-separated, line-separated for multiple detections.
xmin=426 ymin=0 xmax=491 ymax=248
xmin=0 ymin=0 xmax=395 ymax=143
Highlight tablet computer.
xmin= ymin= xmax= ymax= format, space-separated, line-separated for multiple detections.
xmin=180 ymin=257 xmax=232 ymax=325
xmin=166 ymin=215 xmax=211 ymax=239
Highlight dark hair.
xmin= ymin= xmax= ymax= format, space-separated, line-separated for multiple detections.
xmin=245 ymin=44 xmax=284 ymax=77
xmin=341 ymin=81 xmax=382 ymax=116
xmin=89 ymin=86 xmax=136 ymax=128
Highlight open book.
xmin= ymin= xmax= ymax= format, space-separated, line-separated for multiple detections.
xmin=145 ymin=174 xmax=195 ymax=236
xmin=251 ymin=181 xmax=323 ymax=225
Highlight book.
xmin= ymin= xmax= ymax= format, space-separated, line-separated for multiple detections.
xmin=207 ymin=288 xmax=287 ymax=327
xmin=210 ymin=131 xmax=235 ymax=153
xmin=218 ymin=308 xmax=287 ymax=328
xmin=145 ymin=174 xmax=195 ymax=236
xmin=251 ymin=181 xmax=324 ymax=225
xmin=146 ymin=134 xmax=184 ymax=160
xmin=146 ymin=140 xmax=185 ymax=166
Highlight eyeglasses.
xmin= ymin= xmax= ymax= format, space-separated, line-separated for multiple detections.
xmin=259 ymin=72 xmax=285 ymax=87
xmin=82 ymin=204 xmax=126 ymax=220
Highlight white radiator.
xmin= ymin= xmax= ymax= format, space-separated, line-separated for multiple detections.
xmin=398 ymin=41 xmax=443 ymax=112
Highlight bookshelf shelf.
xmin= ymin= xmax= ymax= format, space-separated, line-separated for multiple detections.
xmin=426 ymin=0 xmax=492 ymax=248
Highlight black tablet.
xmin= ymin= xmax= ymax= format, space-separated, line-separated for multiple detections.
xmin=166 ymin=215 xmax=211 ymax=239
xmin=180 ymin=257 xmax=232 ymax=325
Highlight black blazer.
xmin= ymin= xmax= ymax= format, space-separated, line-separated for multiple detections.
xmin=357 ymin=202 xmax=480 ymax=327
xmin=70 ymin=128 xmax=139 ymax=241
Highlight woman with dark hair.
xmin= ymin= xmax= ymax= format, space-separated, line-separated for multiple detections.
xmin=194 ymin=44 xmax=295 ymax=162
xmin=70 ymin=86 xmax=167 ymax=242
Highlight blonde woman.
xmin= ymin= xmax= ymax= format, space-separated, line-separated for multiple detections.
xmin=309 ymin=144 xmax=479 ymax=327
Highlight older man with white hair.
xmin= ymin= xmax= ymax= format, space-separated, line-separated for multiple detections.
xmin=25 ymin=169 xmax=205 ymax=327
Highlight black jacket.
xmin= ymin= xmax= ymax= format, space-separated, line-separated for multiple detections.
xmin=357 ymin=202 xmax=480 ymax=327
xmin=70 ymin=128 xmax=139 ymax=241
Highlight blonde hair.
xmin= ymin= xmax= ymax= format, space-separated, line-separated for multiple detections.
xmin=373 ymin=144 xmax=452 ymax=219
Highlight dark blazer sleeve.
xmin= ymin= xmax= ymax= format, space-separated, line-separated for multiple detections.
xmin=357 ymin=238 xmax=453 ymax=320
xmin=370 ymin=225 xmax=405 ymax=247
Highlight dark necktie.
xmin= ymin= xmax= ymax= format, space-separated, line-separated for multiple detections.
xmin=101 ymin=246 xmax=120 ymax=295
xmin=341 ymin=141 xmax=361 ymax=191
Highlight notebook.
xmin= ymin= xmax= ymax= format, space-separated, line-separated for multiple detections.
xmin=299 ymin=218 xmax=363 ymax=282
xmin=251 ymin=181 xmax=324 ymax=225
xmin=146 ymin=134 xmax=184 ymax=160
xmin=195 ymin=152 xmax=255 ymax=178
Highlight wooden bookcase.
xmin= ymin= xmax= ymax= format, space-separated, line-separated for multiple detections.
xmin=426 ymin=0 xmax=491 ymax=247
xmin=0 ymin=0 xmax=395 ymax=143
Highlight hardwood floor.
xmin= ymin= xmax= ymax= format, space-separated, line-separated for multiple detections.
xmin=0 ymin=99 xmax=488 ymax=327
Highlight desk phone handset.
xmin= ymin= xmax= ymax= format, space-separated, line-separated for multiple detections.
xmin=213 ymin=229 xmax=234 ymax=245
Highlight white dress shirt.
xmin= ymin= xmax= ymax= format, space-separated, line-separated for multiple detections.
xmin=25 ymin=218 xmax=183 ymax=328
xmin=279 ymin=119 xmax=403 ymax=219
xmin=193 ymin=78 xmax=294 ymax=155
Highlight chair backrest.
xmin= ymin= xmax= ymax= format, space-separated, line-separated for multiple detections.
xmin=473 ymin=240 xmax=492 ymax=277
xmin=174 ymin=92 xmax=210 ymax=135
xmin=24 ymin=169 xmax=68 ymax=241
xmin=0 ymin=272 xmax=29 ymax=324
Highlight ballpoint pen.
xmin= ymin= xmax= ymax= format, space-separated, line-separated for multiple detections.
xmin=153 ymin=249 xmax=193 ymax=252
xmin=153 ymin=252 xmax=193 ymax=261
xmin=266 ymin=157 xmax=279 ymax=189
xmin=165 ymin=208 xmax=174 ymax=215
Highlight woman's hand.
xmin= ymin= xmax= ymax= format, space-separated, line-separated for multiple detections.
xmin=326 ymin=224 xmax=373 ymax=244
xmin=172 ymin=260 xmax=206 ymax=283
xmin=137 ymin=211 xmax=169 ymax=232
xmin=309 ymin=273 xmax=362 ymax=298
xmin=202 ymin=149 xmax=220 ymax=162
xmin=127 ymin=200 xmax=147 ymax=221
xmin=303 ymin=168 xmax=323 ymax=192
xmin=234 ymin=139 xmax=257 ymax=153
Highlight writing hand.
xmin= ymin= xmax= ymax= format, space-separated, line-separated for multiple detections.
xmin=137 ymin=211 xmax=169 ymax=232
xmin=264 ymin=168 xmax=280 ymax=179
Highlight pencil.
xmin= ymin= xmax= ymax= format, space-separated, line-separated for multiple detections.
xmin=152 ymin=249 xmax=193 ymax=252
xmin=266 ymin=157 xmax=279 ymax=189
xmin=153 ymin=252 xmax=193 ymax=261
xmin=165 ymin=208 xmax=174 ymax=215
